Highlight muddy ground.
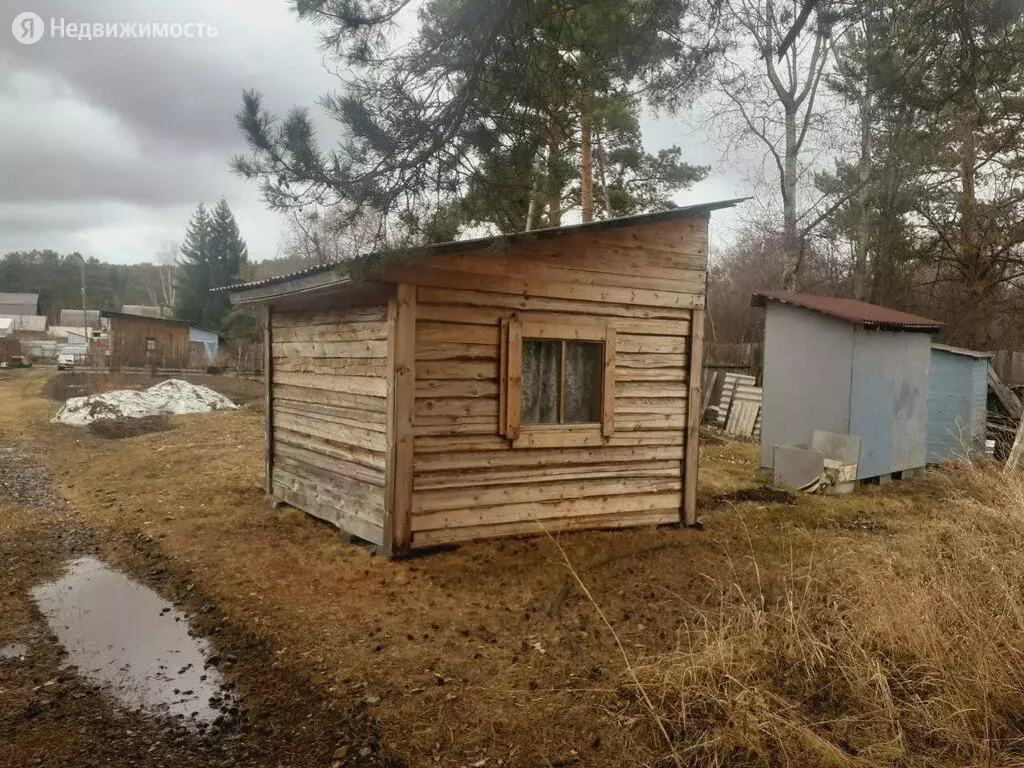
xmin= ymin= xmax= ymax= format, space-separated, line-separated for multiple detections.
xmin=0 ymin=374 xmax=391 ymax=768
xmin=0 ymin=370 xmax=959 ymax=767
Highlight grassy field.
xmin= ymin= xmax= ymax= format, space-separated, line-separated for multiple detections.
xmin=3 ymin=369 xmax=1024 ymax=766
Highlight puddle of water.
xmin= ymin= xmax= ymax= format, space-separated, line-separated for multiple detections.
xmin=31 ymin=556 xmax=229 ymax=725
xmin=0 ymin=643 xmax=28 ymax=660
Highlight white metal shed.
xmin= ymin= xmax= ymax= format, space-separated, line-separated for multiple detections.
xmin=754 ymin=292 xmax=943 ymax=481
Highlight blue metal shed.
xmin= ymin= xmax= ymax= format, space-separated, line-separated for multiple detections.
xmin=926 ymin=344 xmax=990 ymax=463
xmin=754 ymin=292 xmax=943 ymax=481
xmin=189 ymin=327 xmax=221 ymax=362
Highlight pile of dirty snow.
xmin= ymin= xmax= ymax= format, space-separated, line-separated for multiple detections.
xmin=53 ymin=379 xmax=237 ymax=426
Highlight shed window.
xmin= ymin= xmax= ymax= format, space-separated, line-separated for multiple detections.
xmin=501 ymin=315 xmax=615 ymax=448
xmin=145 ymin=337 xmax=157 ymax=352
xmin=522 ymin=339 xmax=603 ymax=425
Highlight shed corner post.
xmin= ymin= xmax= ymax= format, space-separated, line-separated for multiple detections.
xmin=683 ymin=306 xmax=705 ymax=527
xmin=385 ymin=283 xmax=416 ymax=557
xmin=263 ymin=304 xmax=275 ymax=498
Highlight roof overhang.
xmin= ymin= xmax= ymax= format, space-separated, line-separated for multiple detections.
xmin=221 ymin=198 xmax=748 ymax=306
xmin=752 ymin=291 xmax=943 ymax=333
xmin=931 ymin=343 xmax=991 ymax=359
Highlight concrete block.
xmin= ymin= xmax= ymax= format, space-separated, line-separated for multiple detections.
xmin=773 ymin=444 xmax=825 ymax=491
xmin=811 ymin=430 xmax=862 ymax=465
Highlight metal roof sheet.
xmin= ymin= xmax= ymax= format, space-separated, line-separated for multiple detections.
xmin=59 ymin=309 xmax=101 ymax=326
xmin=931 ymin=343 xmax=992 ymax=359
xmin=217 ymin=198 xmax=748 ymax=296
xmin=122 ymin=304 xmax=173 ymax=319
xmin=0 ymin=314 xmax=47 ymax=332
xmin=751 ymin=291 xmax=943 ymax=332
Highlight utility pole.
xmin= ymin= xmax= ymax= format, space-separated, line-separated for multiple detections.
xmin=81 ymin=257 xmax=88 ymax=364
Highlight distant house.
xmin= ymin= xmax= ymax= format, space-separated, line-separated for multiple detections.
xmin=100 ymin=311 xmax=222 ymax=370
xmin=0 ymin=293 xmax=46 ymax=333
xmin=0 ymin=316 xmax=47 ymax=333
xmin=59 ymin=309 xmax=102 ymax=329
xmin=0 ymin=293 xmax=39 ymax=316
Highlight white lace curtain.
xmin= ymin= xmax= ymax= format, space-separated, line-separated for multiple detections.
xmin=521 ymin=339 xmax=602 ymax=425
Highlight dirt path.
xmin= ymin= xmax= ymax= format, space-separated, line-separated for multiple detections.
xmin=0 ymin=370 xmax=959 ymax=767
xmin=0 ymin=376 xmax=398 ymax=768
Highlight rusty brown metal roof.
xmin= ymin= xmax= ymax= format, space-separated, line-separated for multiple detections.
xmin=751 ymin=291 xmax=943 ymax=332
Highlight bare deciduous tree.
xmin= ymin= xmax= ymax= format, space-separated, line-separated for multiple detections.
xmin=713 ymin=0 xmax=833 ymax=288
xmin=147 ymin=241 xmax=178 ymax=310
xmin=277 ymin=208 xmax=388 ymax=266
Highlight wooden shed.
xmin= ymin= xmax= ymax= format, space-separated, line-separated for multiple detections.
xmin=926 ymin=344 xmax=990 ymax=463
xmin=220 ymin=200 xmax=741 ymax=556
xmin=101 ymin=311 xmax=218 ymax=371
xmin=754 ymin=292 xmax=943 ymax=481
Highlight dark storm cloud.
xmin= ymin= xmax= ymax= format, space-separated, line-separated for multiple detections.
xmin=0 ymin=0 xmax=339 ymax=262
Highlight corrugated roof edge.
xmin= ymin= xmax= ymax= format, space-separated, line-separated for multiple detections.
xmin=931 ymin=343 xmax=992 ymax=359
xmin=214 ymin=197 xmax=748 ymax=296
xmin=751 ymin=290 xmax=943 ymax=332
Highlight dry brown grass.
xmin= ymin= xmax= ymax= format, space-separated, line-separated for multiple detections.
xmin=623 ymin=466 xmax=1024 ymax=767
xmin=10 ymin=369 xmax=1024 ymax=766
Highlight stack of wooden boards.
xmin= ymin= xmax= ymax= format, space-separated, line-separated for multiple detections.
xmin=706 ymin=371 xmax=762 ymax=439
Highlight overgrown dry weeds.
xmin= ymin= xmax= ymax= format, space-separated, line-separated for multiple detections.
xmin=625 ymin=466 xmax=1024 ymax=767
xmin=7 ymin=369 xmax=1023 ymax=766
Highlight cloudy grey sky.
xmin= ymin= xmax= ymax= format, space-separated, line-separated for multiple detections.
xmin=0 ymin=1 xmax=748 ymax=265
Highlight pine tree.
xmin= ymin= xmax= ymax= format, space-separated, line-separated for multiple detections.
xmin=232 ymin=0 xmax=721 ymax=242
xmin=174 ymin=200 xmax=248 ymax=330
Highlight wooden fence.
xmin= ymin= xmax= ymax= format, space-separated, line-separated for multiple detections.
xmin=231 ymin=343 xmax=264 ymax=375
xmin=991 ymin=351 xmax=1024 ymax=387
xmin=705 ymin=341 xmax=761 ymax=376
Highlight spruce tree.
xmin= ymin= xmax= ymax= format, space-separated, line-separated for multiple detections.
xmin=206 ymin=198 xmax=249 ymax=329
xmin=174 ymin=203 xmax=212 ymax=327
xmin=174 ymin=199 xmax=248 ymax=330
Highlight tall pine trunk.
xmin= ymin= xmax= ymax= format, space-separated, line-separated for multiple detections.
xmin=580 ymin=92 xmax=594 ymax=223
xmin=547 ymin=120 xmax=562 ymax=227
xmin=595 ymin=128 xmax=611 ymax=217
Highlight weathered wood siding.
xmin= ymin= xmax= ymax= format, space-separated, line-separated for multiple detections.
xmin=109 ymin=316 xmax=191 ymax=369
xmin=269 ymin=304 xmax=390 ymax=544
xmin=393 ymin=217 xmax=707 ymax=547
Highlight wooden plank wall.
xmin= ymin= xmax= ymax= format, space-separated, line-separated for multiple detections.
xmin=269 ymin=304 xmax=390 ymax=545
xmin=109 ymin=317 xmax=191 ymax=369
xmin=393 ymin=216 xmax=708 ymax=547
